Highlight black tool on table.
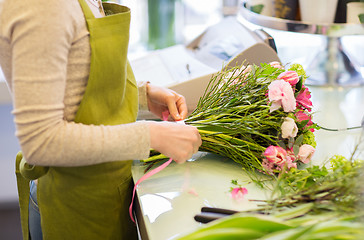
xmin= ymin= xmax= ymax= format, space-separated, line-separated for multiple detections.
xmin=194 ymin=207 xmax=239 ymax=224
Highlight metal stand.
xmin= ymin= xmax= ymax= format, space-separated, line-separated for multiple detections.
xmin=306 ymin=36 xmax=363 ymax=86
xmin=239 ymin=3 xmax=364 ymax=87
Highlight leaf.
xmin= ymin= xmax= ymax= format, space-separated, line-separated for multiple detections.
xmin=359 ymin=14 xmax=364 ymax=24
xmin=292 ymin=145 xmax=299 ymax=156
xmin=287 ymin=137 xmax=295 ymax=149
xmin=259 ymin=225 xmax=314 ymax=240
xmin=194 ymin=214 xmax=291 ymax=233
xmin=177 ymin=228 xmax=264 ymax=240
xmin=273 ymin=203 xmax=314 ymax=220
xmin=294 ymin=134 xmax=303 ymax=146
xmin=277 ymin=141 xmax=286 ymax=149
xmin=250 ymin=4 xmax=264 ymax=14
xmin=295 ymin=77 xmax=303 ymax=93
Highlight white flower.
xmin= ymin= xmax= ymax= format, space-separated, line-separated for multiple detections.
xmin=281 ymin=117 xmax=298 ymax=138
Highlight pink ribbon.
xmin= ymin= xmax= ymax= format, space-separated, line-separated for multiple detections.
xmin=129 ymin=110 xmax=175 ymax=223
xmin=129 ymin=158 xmax=172 ymax=223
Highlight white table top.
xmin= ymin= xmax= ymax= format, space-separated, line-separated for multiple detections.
xmin=132 ymin=85 xmax=364 ymax=240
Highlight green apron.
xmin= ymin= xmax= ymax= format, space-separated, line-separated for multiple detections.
xmin=15 ymin=1 xmax=139 ymax=239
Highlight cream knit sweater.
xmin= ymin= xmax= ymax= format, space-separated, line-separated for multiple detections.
xmin=0 ymin=0 xmax=151 ymax=166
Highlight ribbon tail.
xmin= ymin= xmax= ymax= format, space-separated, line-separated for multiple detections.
xmin=129 ymin=158 xmax=173 ymax=223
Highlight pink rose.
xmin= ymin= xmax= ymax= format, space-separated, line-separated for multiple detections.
xmin=268 ymin=80 xmax=296 ymax=112
xmin=277 ymin=71 xmax=299 ymax=85
xmin=269 ymin=61 xmax=284 ymax=69
xmin=262 ymin=147 xmax=297 ymax=173
xmin=296 ymin=87 xmax=312 ymax=111
xmin=230 ymin=187 xmax=248 ymax=201
xmin=281 ymin=117 xmax=298 ymax=138
xmin=295 ymin=110 xmax=314 ymax=132
xmin=297 ymin=144 xmax=315 ymax=164
xmin=263 ymin=146 xmax=288 ymax=165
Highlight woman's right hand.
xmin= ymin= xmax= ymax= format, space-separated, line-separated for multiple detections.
xmin=148 ymin=121 xmax=202 ymax=164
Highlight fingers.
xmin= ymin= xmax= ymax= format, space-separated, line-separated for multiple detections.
xmin=146 ymin=84 xmax=188 ymax=121
xmin=166 ymin=92 xmax=188 ymax=121
xmin=175 ymin=94 xmax=188 ymax=120
xmin=173 ymin=125 xmax=201 ymax=164
xmin=166 ymin=98 xmax=181 ymax=121
xmin=149 ymin=122 xmax=202 ymax=164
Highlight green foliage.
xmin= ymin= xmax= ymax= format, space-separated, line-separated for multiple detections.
xmin=288 ymin=63 xmax=308 ymax=82
xmin=177 ymin=157 xmax=364 ymax=239
xmin=265 ymin=156 xmax=364 ymax=215
xmin=178 ymin=209 xmax=364 ymax=239
xmin=302 ymin=130 xmax=316 ymax=148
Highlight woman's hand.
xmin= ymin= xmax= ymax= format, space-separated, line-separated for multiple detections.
xmin=148 ymin=121 xmax=202 ymax=164
xmin=146 ymin=84 xmax=188 ymax=121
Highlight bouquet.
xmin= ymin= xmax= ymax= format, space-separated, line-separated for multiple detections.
xmin=144 ymin=62 xmax=319 ymax=174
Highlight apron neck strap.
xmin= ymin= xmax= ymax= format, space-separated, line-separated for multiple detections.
xmin=78 ymin=0 xmax=96 ymax=20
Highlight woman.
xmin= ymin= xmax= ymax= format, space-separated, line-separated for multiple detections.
xmin=0 ymin=0 xmax=202 ymax=239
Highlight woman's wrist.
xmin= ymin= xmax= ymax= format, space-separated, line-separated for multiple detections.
xmin=137 ymin=81 xmax=150 ymax=111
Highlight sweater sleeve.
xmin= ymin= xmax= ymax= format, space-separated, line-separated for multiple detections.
xmin=137 ymin=81 xmax=149 ymax=111
xmin=1 ymin=0 xmax=151 ymax=166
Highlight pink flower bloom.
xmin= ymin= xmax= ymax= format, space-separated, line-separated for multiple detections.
xmin=231 ymin=187 xmax=248 ymax=201
xmin=296 ymin=87 xmax=312 ymax=111
xmin=262 ymin=147 xmax=297 ymax=174
xmin=281 ymin=117 xmax=298 ymax=138
xmin=297 ymin=144 xmax=315 ymax=164
xmin=264 ymin=146 xmax=288 ymax=165
xmin=268 ymin=80 xmax=296 ymax=112
xmin=277 ymin=71 xmax=299 ymax=85
xmin=269 ymin=61 xmax=284 ymax=69
xmin=295 ymin=110 xmax=314 ymax=132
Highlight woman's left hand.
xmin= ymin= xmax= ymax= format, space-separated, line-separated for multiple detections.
xmin=146 ymin=84 xmax=188 ymax=121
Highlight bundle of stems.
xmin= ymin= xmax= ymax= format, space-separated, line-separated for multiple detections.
xmin=251 ymin=155 xmax=364 ymax=217
xmin=144 ymin=63 xmax=313 ymax=173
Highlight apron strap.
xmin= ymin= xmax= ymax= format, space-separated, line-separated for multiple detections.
xmin=15 ymin=152 xmax=49 ymax=240
xmin=78 ymin=0 xmax=96 ymax=20
xmin=15 ymin=151 xmax=30 ymax=240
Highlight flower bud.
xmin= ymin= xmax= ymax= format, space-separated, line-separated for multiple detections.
xmin=277 ymin=71 xmax=299 ymax=85
xmin=269 ymin=61 xmax=284 ymax=69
